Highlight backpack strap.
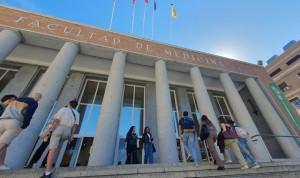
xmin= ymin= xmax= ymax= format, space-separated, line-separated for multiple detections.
xmin=70 ymin=108 xmax=77 ymax=123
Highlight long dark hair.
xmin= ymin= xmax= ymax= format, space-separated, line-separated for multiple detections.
xmin=126 ymin=126 xmax=136 ymax=137
xmin=218 ymin=116 xmax=226 ymax=124
xmin=143 ymin=127 xmax=151 ymax=135
xmin=201 ymin=115 xmax=213 ymax=127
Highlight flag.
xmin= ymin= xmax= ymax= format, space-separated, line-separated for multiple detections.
xmin=172 ymin=5 xmax=177 ymax=18
xmin=145 ymin=0 xmax=148 ymax=4
xmin=133 ymin=0 xmax=135 ymax=5
xmin=154 ymin=0 xmax=156 ymax=11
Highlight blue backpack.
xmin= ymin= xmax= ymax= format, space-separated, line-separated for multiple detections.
xmin=182 ymin=117 xmax=194 ymax=133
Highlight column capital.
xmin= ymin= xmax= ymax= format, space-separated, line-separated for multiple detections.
xmin=1 ymin=29 xmax=22 ymax=40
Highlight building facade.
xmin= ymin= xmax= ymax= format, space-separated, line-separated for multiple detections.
xmin=0 ymin=5 xmax=300 ymax=169
xmin=266 ymin=41 xmax=300 ymax=116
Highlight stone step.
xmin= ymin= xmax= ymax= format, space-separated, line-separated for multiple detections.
xmin=1 ymin=161 xmax=300 ymax=178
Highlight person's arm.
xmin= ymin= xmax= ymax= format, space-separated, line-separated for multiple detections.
xmin=221 ymin=123 xmax=227 ymax=133
xmin=68 ymin=124 xmax=78 ymax=143
xmin=21 ymin=101 xmax=38 ymax=129
xmin=43 ymin=118 xmax=60 ymax=138
xmin=179 ymin=125 xmax=183 ymax=141
xmin=125 ymin=136 xmax=128 ymax=149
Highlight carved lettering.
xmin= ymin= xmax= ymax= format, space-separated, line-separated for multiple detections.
xmin=77 ymin=30 xmax=84 ymax=37
xmin=64 ymin=27 xmax=73 ymax=34
xmin=211 ymin=59 xmax=216 ymax=65
xmin=146 ymin=45 xmax=152 ymax=52
xmin=136 ymin=43 xmax=142 ymax=49
xmin=175 ymin=51 xmax=180 ymax=58
xmin=28 ymin=21 xmax=40 ymax=28
xmin=197 ymin=56 xmax=203 ymax=62
xmin=165 ymin=49 xmax=172 ymax=55
xmin=99 ymin=36 xmax=108 ymax=43
xmin=113 ymin=38 xmax=120 ymax=44
xmin=219 ymin=61 xmax=224 ymax=66
xmin=89 ymin=32 xmax=95 ymax=39
xmin=183 ymin=53 xmax=189 ymax=60
xmin=206 ymin=58 xmax=210 ymax=63
xmin=16 ymin=17 xmax=28 ymax=23
xmin=191 ymin=55 xmax=195 ymax=61
xmin=47 ymin=24 xmax=58 ymax=31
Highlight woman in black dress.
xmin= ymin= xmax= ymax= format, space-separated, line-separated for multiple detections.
xmin=125 ymin=126 xmax=138 ymax=164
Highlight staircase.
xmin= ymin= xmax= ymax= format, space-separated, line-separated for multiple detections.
xmin=1 ymin=160 xmax=300 ymax=178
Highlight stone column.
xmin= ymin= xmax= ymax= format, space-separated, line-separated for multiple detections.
xmin=176 ymin=87 xmax=202 ymax=162
xmin=245 ymin=77 xmax=300 ymax=159
xmin=219 ymin=73 xmax=270 ymax=162
xmin=190 ymin=67 xmax=220 ymax=131
xmin=5 ymin=42 xmax=79 ymax=169
xmin=0 ymin=65 xmax=39 ymax=98
xmin=88 ymin=51 xmax=127 ymax=166
xmin=145 ymin=82 xmax=159 ymax=163
xmin=155 ymin=60 xmax=179 ymax=163
xmin=0 ymin=30 xmax=21 ymax=64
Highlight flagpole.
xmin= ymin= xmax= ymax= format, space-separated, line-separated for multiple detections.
xmin=142 ymin=2 xmax=147 ymax=38
xmin=151 ymin=1 xmax=155 ymax=40
xmin=131 ymin=4 xmax=136 ymax=35
xmin=109 ymin=1 xmax=116 ymax=30
xmin=170 ymin=5 xmax=173 ymax=43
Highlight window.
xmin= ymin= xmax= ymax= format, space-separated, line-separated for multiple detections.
xmin=0 ymin=68 xmax=18 ymax=93
xmin=278 ymin=82 xmax=290 ymax=93
xmin=213 ymin=96 xmax=234 ymax=121
xmin=286 ymin=55 xmax=300 ymax=66
xmin=290 ymin=97 xmax=300 ymax=110
xmin=269 ymin=68 xmax=282 ymax=77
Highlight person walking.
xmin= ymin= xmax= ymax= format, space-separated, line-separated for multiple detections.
xmin=179 ymin=111 xmax=199 ymax=167
xmin=0 ymin=94 xmax=17 ymax=116
xmin=227 ymin=120 xmax=260 ymax=169
xmin=199 ymin=115 xmax=224 ymax=170
xmin=40 ymin=100 xmax=79 ymax=178
xmin=218 ymin=116 xmax=248 ymax=169
xmin=0 ymin=93 xmax=42 ymax=170
xmin=142 ymin=127 xmax=154 ymax=164
xmin=125 ymin=126 xmax=138 ymax=164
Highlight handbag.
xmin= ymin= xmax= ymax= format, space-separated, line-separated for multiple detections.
xmin=223 ymin=126 xmax=238 ymax=139
xmin=152 ymin=143 xmax=156 ymax=153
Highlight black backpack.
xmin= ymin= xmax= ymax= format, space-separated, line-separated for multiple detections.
xmin=200 ymin=124 xmax=210 ymax=141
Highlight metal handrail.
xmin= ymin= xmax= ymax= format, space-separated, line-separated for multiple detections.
xmin=251 ymin=134 xmax=300 ymax=163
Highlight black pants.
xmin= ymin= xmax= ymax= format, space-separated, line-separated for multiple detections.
xmin=126 ymin=144 xmax=138 ymax=164
xmin=29 ymin=138 xmax=50 ymax=166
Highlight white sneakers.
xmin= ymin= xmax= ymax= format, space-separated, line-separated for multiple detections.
xmin=251 ymin=162 xmax=260 ymax=169
xmin=0 ymin=165 xmax=10 ymax=170
xmin=241 ymin=165 xmax=249 ymax=169
xmin=225 ymin=160 xmax=233 ymax=163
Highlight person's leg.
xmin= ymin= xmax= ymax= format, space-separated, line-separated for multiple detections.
xmin=29 ymin=139 xmax=50 ymax=166
xmin=206 ymin=136 xmax=223 ymax=167
xmin=132 ymin=146 xmax=138 ymax=164
xmin=238 ymin=140 xmax=256 ymax=163
xmin=149 ymin=143 xmax=153 ymax=164
xmin=126 ymin=145 xmax=132 ymax=164
xmin=144 ymin=144 xmax=149 ymax=164
xmin=231 ymin=139 xmax=247 ymax=167
xmin=0 ymin=143 xmax=8 ymax=166
xmin=188 ymin=133 xmax=199 ymax=163
xmin=46 ymin=148 xmax=57 ymax=172
xmin=182 ymin=133 xmax=192 ymax=157
xmin=223 ymin=140 xmax=231 ymax=162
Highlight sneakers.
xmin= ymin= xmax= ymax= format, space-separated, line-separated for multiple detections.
xmin=186 ymin=154 xmax=192 ymax=162
xmin=225 ymin=160 xmax=232 ymax=163
xmin=217 ymin=166 xmax=225 ymax=171
xmin=40 ymin=173 xmax=52 ymax=178
xmin=251 ymin=162 xmax=260 ymax=169
xmin=194 ymin=163 xmax=199 ymax=167
xmin=0 ymin=165 xmax=10 ymax=170
xmin=241 ymin=165 xmax=249 ymax=169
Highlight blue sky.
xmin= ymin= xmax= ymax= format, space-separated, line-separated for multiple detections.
xmin=1 ymin=0 xmax=300 ymax=65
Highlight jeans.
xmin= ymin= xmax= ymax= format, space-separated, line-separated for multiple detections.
xmin=238 ymin=138 xmax=256 ymax=163
xmin=182 ymin=133 xmax=199 ymax=163
xmin=144 ymin=143 xmax=153 ymax=164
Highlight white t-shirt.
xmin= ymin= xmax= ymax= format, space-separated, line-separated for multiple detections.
xmin=53 ymin=107 xmax=80 ymax=127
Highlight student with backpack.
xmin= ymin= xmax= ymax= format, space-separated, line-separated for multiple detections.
xmin=218 ymin=116 xmax=248 ymax=169
xmin=179 ymin=111 xmax=199 ymax=167
xmin=227 ymin=120 xmax=260 ymax=169
xmin=199 ymin=115 xmax=224 ymax=170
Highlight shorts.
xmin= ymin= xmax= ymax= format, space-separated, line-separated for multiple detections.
xmin=49 ymin=125 xmax=71 ymax=149
xmin=0 ymin=118 xmax=22 ymax=145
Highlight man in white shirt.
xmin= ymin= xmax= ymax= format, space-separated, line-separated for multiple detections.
xmin=40 ymin=100 xmax=80 ymax=178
